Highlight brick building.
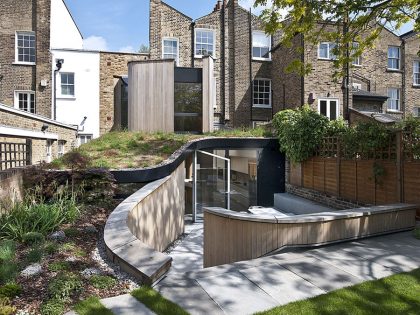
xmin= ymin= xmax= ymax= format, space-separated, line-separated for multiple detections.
xmin=149 ymin=0 xmax=281 ymax=127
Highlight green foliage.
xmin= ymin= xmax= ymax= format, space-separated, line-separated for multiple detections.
xmin=0 ymin=241 xmax=15 ymax=262
xmin=25 ymin=246 xmax=44 ymax=264
xmin=47 ymin=272 xmax=83 ymax=301
xmin=40 ymin=299 xmax=66 ymax=315
xmin=0 ymin=283 xmax=21 ymax=299
xmin=74 ymin=296 xmax=114 ymax=315
xmin=255 ymin=0 xmax=419 ymax=79
xmin=63 ymin=227 xmax=79 ymax=238
xmin=0 ymin=241 xmax=17 ymax=285
xmin=272 ymin=105 xmax=329 ymax=163
xmin=414 ymin=229 xmax=420 ymax=240
xmin=44 ymin=241 xmax=59 ymax=256
xmin=22 ymin=232 xmax=45 ymax=245
xmin=0 ymin=297 xmax=15 ymax=315
xmin=59 ymin=243 xmax=86 ymax=257
xmin=132 ymin=286 xmax=190 ymax=315
xmin=48 ymin=262 xmax=70 ymax=272
xmin=89 ymin=275 xmax=117 ymax=290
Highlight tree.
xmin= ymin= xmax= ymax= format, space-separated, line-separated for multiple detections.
xmin=255 ymin=0 xmax=419 ymax=78
xmin=138 ymin=44 xmax=150 ymax=53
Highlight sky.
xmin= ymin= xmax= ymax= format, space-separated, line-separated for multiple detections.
xmin=65 ymin=0 xmax=263 ymax=52
xmin=64 ymin=0 xmax=414 ymax=53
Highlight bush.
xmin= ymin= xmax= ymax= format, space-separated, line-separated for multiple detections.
xmin=44 ymin=241 xmax=59 ymax=256
xmin=48 ymin=272 xmax=83 ymax=301
xmin=63 ymin=227 xmax=79 ymax=238
xmin=25 ymin=246 xmax=44 ymax=264
xmin=0 ymin=297 xmax=15 ymax=315
xmin=0 ymin=241 xmax=15 ymax=262
xmin=40 ymin=298 xmax=65 ymax=315
xmin=89 ymin=275 xmax=117 ymax=290
xmin=22 ymin=232 xmax=45 ymax=245
xmin=0 ymin=241 xmax=17 ymax=285
xmin=0 ymin=283 xmax=22 ymax=299
xmin=48 ymin=262 xmax=70 ymax=272
xmin=272 ymin=105 xmax=329 ymax=163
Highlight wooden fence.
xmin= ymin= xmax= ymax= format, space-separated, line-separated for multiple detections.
xmin=289 ymin=132 xmax=420 ymax=206
xmin=0 ymin=140 xmax=32 ymax=171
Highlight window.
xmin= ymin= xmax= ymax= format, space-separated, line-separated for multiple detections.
xmin=252 ymin=79 xmax=271 ymax=108
xmin=388 ymin=46 xmax=400 ymax=70
xmin=14 ymin=91 xmax=35 ymax=113
xmin=318 ymin=42 xmax=337 ymax=60
xmin=60 ymin=73 xmax=75 ymax=97
xmin=15 ymin=32 xmax=36 ymax=64
xmin=78 ymin=134 xmax=92 ymax=146
xmin=162 ymin=38 xmax=179 ymax=65
xmin=414 ymin=107 xmax=420 ymax=117
xmin=252 ymin=31 xmax=271 ymax=60
xmin=352 ymin=42 xmax=361 ymax=66
xmin=195 ymin=29 xmax=215 ymax=57
xmin=352 ymin=83 xmax=362 ymax=91
xmin=414 ymin=61 xmax=420 ymax=86
xmin=387 ymin=88 xmax=400 ymax=111
xmin=46 ymin=140 xmax=53 ymax=163
xmin=318 ymin=99 xmax=339 ymax=120
xmin=58 ymin=141 xmax=66 ymax=158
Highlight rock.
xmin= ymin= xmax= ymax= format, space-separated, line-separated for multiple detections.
xmin=49 ymin=230 xmax=66 ymax=241
xmin=84 ymin=224 xmax=98 ymax=234
xmin=81 ymin=268 xmax=102 ymax=278
xmin=65 ymin=256 xmax=79 ymax=263
xmin=21 ymin=264 xmax=42 ymax=277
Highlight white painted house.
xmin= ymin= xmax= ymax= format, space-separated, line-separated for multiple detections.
xmin=50 ymin=0 xmax=100 ymax=145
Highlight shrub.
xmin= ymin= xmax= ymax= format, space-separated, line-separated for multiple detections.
xmin=0 ymin=297 xmax=15 ymax=315
xmin=40 ymin=298 xmax=65 ymax=315
xmin=0 ymin=241 xmax=15 ymax=262
xmin=0 ymin=263 xmax=18 ymax=286
xmin=44 ymin=242 xmax=59 ymax=256
xmin=0 ymin=283 xmax=22 ymax=299
xmin=61 ymin=151 xmax=91 ymax=170
xmin=25 ymin=246 xmax=44 ymax=264
xmin=89 ymin=275 xmax=117 ymax=290
xmin=48 ymin=272 xmax=83 ymax=301
xmin=48 ymin=262 xmax=70 ymax=272
xmin=414 ymin=228 xmax=420 ymax=240
xmin=272 ymin=105 xmax=329 ymax=163
xmin=22 ymin=232 xmax=45 ymax=245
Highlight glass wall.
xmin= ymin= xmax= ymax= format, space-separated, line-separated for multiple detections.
xmin=174 ymin=82 xmax=203 ymax=133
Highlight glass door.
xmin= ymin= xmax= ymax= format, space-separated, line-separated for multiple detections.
xmin=192 ymin=150 xmax=230 ymax=222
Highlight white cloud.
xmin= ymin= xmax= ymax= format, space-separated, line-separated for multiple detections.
xmin=118 ymin=45 xmax=136 ymax=53
xmin=83 ymin=36 xmax=108 ymax=51
xmin=239 ymin=0 xmax=271 ymax=14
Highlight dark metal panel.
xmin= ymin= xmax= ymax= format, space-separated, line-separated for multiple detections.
xmin=175 ymin=67 xmax=203 ymax=83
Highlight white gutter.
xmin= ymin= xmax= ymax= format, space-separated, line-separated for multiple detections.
xmin=0 ymin=125 xmax=58 ymax=140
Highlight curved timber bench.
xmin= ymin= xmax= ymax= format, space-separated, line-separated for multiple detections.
xmin=203 ymin=204 xmax=419 ymax=267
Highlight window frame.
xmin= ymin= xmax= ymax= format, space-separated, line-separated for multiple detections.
xmin=252 ymin=31 xmax=271 ymax=61
xmin=194 ymin=28 xmax=216 ymax=58
xmin=318 ymin=42 xmax=337 ymax=60
xmin=413 ymin=60 xmax=420 ymax=86
xmin=58 ymin=140 xmax=66 ymax=158
xmin=318 ymin=98 xmax=340 ymax=120
xmin=387 ymin=46 xmax=401 ymax=70
xmin=352 ymin=42 xmax=362 ymax=66
xmin=387 ymin=88 xmax=401 ymax=111
xmin=78 ymin=134 xmax=93 ymax=146
xmin=14 ymin=90 xmax=36 ymax=114
xmin=252 ymin=78 xmax=272 ymax=108
xmin=59 ymin=72 xmax=75 ymax=98
xmin=15 ymin=31 xmax=36 ymax=65
xmin=162 ymin=37 xmax=180 ymax=66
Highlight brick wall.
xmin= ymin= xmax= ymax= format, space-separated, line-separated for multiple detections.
xmin=403 ymin=34 xmax=420 ymax=116
xmin=99 ymin=51 xmax=149 ymax=135
xmin=0 ymin=0 xmax=53 ymax=118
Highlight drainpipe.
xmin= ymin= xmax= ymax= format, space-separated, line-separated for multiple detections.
xmin=221 ymin=2 xmax=226 ymax=123
xmin=53 ymin=58 xmax=64 ymax=120
xmin=401 ymin=39 xmax=406 ymax=118
xmin=249 ymin=8 xmax=253 ymax=125
xmin=191 ymin=22 xmax=196 ymax=68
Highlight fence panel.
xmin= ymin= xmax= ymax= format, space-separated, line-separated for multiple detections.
xmin=0 ymin=140 xmax=31 ymax=171
xmin=340 ymin=160 xmax=357 ymax=201
xmin=404 ymin=161 xmax=420 ymax=204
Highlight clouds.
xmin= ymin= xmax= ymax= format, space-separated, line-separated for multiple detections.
xmin=239 ymin=0 xmax=271 ymax=14
xmin=83 ymin=36 xmax=108 ymax=51
xmin=118 ymin=46 xmax=136 ymax=53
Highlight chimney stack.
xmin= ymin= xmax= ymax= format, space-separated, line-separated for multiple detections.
xmin=214 ymin=0 xmax=222 ymax=12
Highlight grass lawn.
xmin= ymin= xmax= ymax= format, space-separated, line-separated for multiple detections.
xmin=74 ymin=297 xmax=114 ymax=315
xmin=256 ymin=268 xmax=420 ymax=315
xmin=131 ymin=286 xmax=189 ymax=315
xmin=50 ymin=128 xmax=272 ymax=170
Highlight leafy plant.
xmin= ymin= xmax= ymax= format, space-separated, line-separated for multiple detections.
xmin=0 ymin=241 xmax=17 ymax=285
xmin=0 ymin=297 xmax=15 ymax=315
xmin=414 ymin=228 xmax=420 ymax=240
xmin=48 ymin=262 xmax=70 ymax=272
xmin=40 ymin=298 xmax=66 ymax=315
xmin=25 ymin=246 xmax=44 ymax=264
xmin=63 ymin=227 xmax=79 ymax=238
xmin=47 ymin=272 xmax=83 ymax=301
xmin=0 ymin=283 xmax=22 ymax=299
xmin=89 ymin=275 xmax=117 ymax=290
xmin=44 ymin=241 xmax=59 ymax=256
xmin=272 ymin=105 xmax=329 ymax=163
xmin=0 ymin=241 xmax=15 ymax=262
xmin=22 ymin=232 xmax=45 ymax=245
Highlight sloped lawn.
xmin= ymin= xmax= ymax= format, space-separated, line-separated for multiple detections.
xmin=257 ymin=268 xmax=420 ymax=315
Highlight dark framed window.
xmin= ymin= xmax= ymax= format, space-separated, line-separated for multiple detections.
xmin=253 ymin=79 xmax=271 ymax=108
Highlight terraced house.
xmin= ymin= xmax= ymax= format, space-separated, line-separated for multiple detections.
xmin=150 ymin=0 xmax=420 ymax=126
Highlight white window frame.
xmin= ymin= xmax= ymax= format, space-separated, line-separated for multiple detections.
xmin=59 ymin=72 xmax=75 ymax=98
xmin=194 ymin=28 xmax=216 ymax=58
xmin=352 ymin=42 xmax=361 ymax=66
xmin=318 ymin=98 xmax=340 ymax=120
xmin=387 ymin=46 xmax=401 ymax=70
xmin=15 ymin=31 xmax=36 ymax=65
xmin=413 ymin=60 xmax=420 ymax=86
xmin=318 ymin=42 xmax=337 ymax=60
xmin=387 ymin=88 xmax=401 ymax=111
xmin=162 ymin=37 xmax=179 ymax=66
xmin=58 ymin=140 xmax=66 ymax=157
xmin=252 ymin=79 xmax=272 ymax=108
xmin=46 ymin=140 xmax=53 ymax=163
xmin=252 ymin=31 xmax=271 ymax=61
xmin=78 ymin=134 xmax=93 ymax=146
xmin=14 ymin=90 xmax=36 ymax=113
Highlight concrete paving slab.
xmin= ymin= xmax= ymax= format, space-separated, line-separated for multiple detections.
xmin=380 ymin=232 xmax=420 ymax=246
xmin=101 ymin=294 xmax=155 ymax=315
xmin=156 ymin=278 xmax=224 ymax=315
xmin=239 ymin=264 xmax=325 ymax=304
xmin=308 ymin=247 xmax=395 ymax=280
xmin=196 ymin=271 xmax=278 ymax=315
xmin=280 ymin=256 xmax=362 ymax=291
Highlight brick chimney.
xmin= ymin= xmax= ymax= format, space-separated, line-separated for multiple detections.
xmin=149 ymin=0 xmax=162 ymax=59
xmin=213 ymin=0 xmax=222 ymax=12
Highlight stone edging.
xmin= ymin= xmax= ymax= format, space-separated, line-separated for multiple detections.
xmin=104 ymin=176 xmax=173 ymax=285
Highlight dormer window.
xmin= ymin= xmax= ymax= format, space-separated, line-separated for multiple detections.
xmin=252 ymin=31 xmax=271 ymax=60
xmin=195 ymin=29 xmax=215 ymax=57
